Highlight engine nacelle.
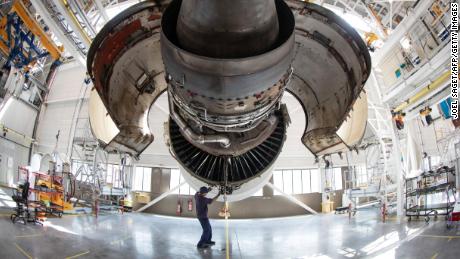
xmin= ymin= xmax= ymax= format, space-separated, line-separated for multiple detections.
xmin=87 ymin=0 xmax=371 ymax=199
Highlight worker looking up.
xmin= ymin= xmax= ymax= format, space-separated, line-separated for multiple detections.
xmin=195 ymin=186 xmax=220 ymax=249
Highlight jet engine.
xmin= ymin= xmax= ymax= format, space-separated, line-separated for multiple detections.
xmin=87 ymin=0 xmax=371 ymax=199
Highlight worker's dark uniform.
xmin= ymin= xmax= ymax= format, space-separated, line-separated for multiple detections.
xmin=194 ymin=192 xmax=213 ymax=246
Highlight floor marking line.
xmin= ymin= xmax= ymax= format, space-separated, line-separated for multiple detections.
xmin=65 ymin=250 xmax=90 ymax=259
xmin=225 ymin=201 xmax=230 ymax=259
xmin=14 ymin=243 xmax=32 ymax=259
xmin=448 ymin=238 xmax=452 ymax=242
xmin=15 ymin=234 xmax=42 ymax=238
xmin=431 ymin=252 xmax=438 ymax=259
xmin=419 ymin=235 xmax=460 ymax=239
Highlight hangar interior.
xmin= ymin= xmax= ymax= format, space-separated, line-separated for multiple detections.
xmin=0 ymin=0 xmax=458 ymax=258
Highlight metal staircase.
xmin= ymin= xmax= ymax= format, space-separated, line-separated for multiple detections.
xmin=342 ymin=68 xmax=404 ymax=214
xmin=435 ymin=127 xmax=460 ymax=166
xmin=71 ymin=118 xmax=107 ymax=208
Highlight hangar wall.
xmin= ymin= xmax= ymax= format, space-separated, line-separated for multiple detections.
xmin=35 ymin=62 xmax=89 ymax=157
xmin=0 ymin=97 xmax=37 ymax=186
xmin=133 ymin=167 xmax=344 ymax=219
xmin=0 ymin=138 xmax=29 ymax=186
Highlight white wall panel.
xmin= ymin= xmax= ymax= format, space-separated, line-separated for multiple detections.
xmin=0 ymin=138 xmax=29 ymax=186
xmin=0 ymin=98 xmax=37 ymax=137
xmin=46 ymin=62 xmax=87 ymax=102
xmin=36 ymin=101 xmax=77 ymax=154
xmin=35 ymin=61 xmax=88 ymax=156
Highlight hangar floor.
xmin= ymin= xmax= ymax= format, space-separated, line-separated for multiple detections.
xmin=0 ymin=209 xmax=459 ymax=259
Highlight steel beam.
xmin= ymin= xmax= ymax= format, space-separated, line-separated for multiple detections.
xmin=70 ymin=0 xmax=97 ymax=37
xmin=373 ymin=0 xmax=434 ymax=66
xmin=30 ymin=0 xmax=86 ymax=66
xmin=11 ymin=1 xmax=63 ymax=60
xmin=52 ymin=0 xmax=91 ymax=49
xmin=94 ymin=0 xmax=110 ymax=22
xmin=330 ymin=0 xmax=387 ymax=44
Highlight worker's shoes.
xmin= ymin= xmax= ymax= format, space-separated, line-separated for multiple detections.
xmin=205 ymin=241 xmax=216 ymax=246
xmin=197 ymin=244 xmax=210 ymax=249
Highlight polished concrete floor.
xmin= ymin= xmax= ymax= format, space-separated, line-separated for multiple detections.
xmin=0 ymin=208 xmax=460 ymax=259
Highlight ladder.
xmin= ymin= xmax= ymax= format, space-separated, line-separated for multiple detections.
xmin=71 ymin=118 xmax=107 ymax=208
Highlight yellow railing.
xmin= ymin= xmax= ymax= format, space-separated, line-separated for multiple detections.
xmin=392 ymin=70 xmax=451 ymax=113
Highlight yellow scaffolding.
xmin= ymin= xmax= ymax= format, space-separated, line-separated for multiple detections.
xmin=0 ymin=0 xmax=63 ymax=61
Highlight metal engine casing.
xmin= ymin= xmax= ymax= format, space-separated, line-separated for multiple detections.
xmin=87 ymin=0 xmax=371 ymax=200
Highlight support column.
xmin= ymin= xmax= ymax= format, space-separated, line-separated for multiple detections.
xmin=391 ymin=121 xmax=405 ymax=219
xmin=94 ymin=0 xmax=109 ymax=22
xmin=319 ymin=164 xmax=331 ymax=213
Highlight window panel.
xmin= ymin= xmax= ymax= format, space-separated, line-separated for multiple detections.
xmin=333 ymin=168 xmax=342 ymax=190
xmin=113 ymin=165 xmax=119 ymax=188
xmin=112 ymin=170 xmax=117 ymax=187
xmin=310 ymin=169 xmax=320 ymax=193
xmin=132 ymin=167 xmax=152 ymax=192
xmin=356 ymin=165 xmax=367 ymax=186
xmin=273 ymin=170 xmax=283 ymax=195
xmin=106 ymin=164 xmax=113 ymax=184
xmin=179 ymin=175 xmax=190 ymax=195
xmin=302 ymin=170 xmax=311 ymax=193
xmin=292 ymin=170 xmax=302 ymax=194
xmin=170 ymin=169 xmax=180 ymax=194
xmin=283 ymin=170 xmax=293 ymax=195
xmin=168 ymin=169 xmax=196 ymax=195
xmin=133 ymin=167 xmax=144 ymax=191
xmin=142 ymin=168 xmax=151 ymax=192
xmin=274 ymin=169 xmax=326 ymax=195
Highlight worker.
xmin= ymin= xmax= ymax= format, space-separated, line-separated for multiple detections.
xmin=364 ymin=32 xmax=379 ymax=52
xmin=392 ymin=111 xmax=406 ymax=130
xmin=195 ymin=186 xmax=220 ymax=249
